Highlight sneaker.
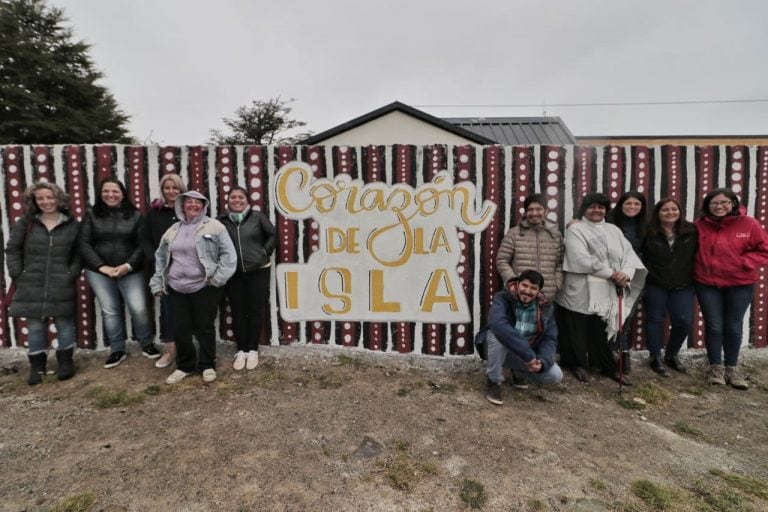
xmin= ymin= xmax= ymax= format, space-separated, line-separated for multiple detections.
xmin=142 ymin=343 xmax=162 ymax=359
xmin=725 ymin=366 xmax=748 ymax=390
xmin=166 ymin=369 xmax=191 ymax=384
xmin=511 ymin=375 xmax=529 ymax=389
xmin=708 ymin=364 xmax=726 ymax=386
xmin=233 ymin=351 xmax=247 ymax=371
xmin=155 ymin=347 xmax=175 ymax=369
xmin=485 ymin=379 xmax=503 ymax=406
xmin=104 ymin=351 xmax=127 ymax=369
xmin=246 ymin=350 xmax=259 ymax=370
xmin=202 ymin=369 xmax=217 ymax=383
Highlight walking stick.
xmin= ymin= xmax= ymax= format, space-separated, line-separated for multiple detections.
xmin=616 ymin=285 xmax=625 ymax=397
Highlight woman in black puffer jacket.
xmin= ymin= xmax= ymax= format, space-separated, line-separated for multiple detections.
xmin=80 ymin=177 xmax=159 ymax=369
xmin=5 ymin=181 xmax=81 ymax=385
xmin=219 ymin=186 xmax=276 ymax=371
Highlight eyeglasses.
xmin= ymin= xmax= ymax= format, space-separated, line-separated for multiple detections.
xmin=710 ymin=200 xmax=732 ymax=207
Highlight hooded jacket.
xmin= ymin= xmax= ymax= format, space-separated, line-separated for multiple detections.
xmin=694 ymin=207 xmax=768 ymax=287
xmin=5 ymin=213 xmax=81 ymax=318
xmin=149 ymin=191 xmax=237 ymax=294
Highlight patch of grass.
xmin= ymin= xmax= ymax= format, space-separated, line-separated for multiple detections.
xmin=317 ymin=373 xmax=343 ymax=389
xmin=458 ymin=479 xmax=487 ymax=509
xmin=527 ymin=498 xmax=546 ymax=511
xmin=85 ymin=385 xmax=144 ymax=409
xmin=144 ymin=384 xmax=161 ymax=396
xmin=691 ymin=479 xmax=751 ymax=512
xmin=617 ymin=397 xmax=645 ymax=410
xmin=392 ymin=440 xmax=410 ymax=452
xmin=633 ymin=382 xmax=672 ymax=406
xmin=631 ymin=480 xmax=677 ymax=511
xmin=379 ymin=444 xmax=439 ymax=492
xmin=337 ymin=354 xmax=365 ymax=368
xmin=590 ymin=478 xmax=607 ymax=491
xmin=710 ymin=469 xmax=768 ymax=500
xmin=396 ymin=387 xmax=411 ymax=397
xmin=673 ymin=421 xmax=704 ymax=438
xmin=47 ymin=491 xmax=96 ymax=512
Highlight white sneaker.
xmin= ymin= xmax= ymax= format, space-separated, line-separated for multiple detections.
xmin=202 ymin=369 xmax=217 ymax=383
xmin=233 ymin=351 xmax=247 ymax=371
xmin=166 ymin=369 xmax=190 ymax=384
xmin=246 ymin=350 xmax=259 ymax=370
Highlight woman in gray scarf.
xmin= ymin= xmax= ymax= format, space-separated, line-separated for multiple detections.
xmin=556 ymin=193 xmax=647 ymax=384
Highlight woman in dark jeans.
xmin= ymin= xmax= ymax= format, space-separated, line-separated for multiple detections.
xmin=642 ymin=198 xmax=698 ymax=376
xmin=80 ymin=178 xmax=160 ymax=368
xmin=5 ymin=181 xmax=80 ymax=384
xmin=694 ymin=188 xmax=768 ymax=389
xmin=219 ymin=186 xmax=276 ymax=371
xmin=143 ymin=173 xmax=186 ymax=368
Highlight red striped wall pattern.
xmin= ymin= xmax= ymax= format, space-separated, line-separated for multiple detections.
xmin=1 ymin=145 xmax=767 ymax=354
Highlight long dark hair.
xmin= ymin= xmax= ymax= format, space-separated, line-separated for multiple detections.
xmin=700 ymin=187 xmax=740 ymax=219
xmin=607 ymin=190 xmax=647 ymax=239
xmin=93 ymin=177 xmax=136 ymax=219
xmin=646 ymin=197 xmax=695 ymax=238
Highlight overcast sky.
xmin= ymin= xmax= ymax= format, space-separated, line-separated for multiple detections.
xmin=50 ymin=0 xmax=768 ymax=145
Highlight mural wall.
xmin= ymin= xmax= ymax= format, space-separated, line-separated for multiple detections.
xmin=1 ymin=144 xmax=767 ymax=355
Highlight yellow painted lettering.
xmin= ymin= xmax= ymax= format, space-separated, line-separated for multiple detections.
xmin=421 ymin=269 xmax=459 ymax=312
xmin=369 ymin=270 xmax=401 ymax=312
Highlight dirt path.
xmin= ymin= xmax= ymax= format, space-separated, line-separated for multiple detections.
xmin=1 ymin=345 xmax=767 ymax=511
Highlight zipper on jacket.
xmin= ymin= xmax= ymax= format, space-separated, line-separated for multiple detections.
xmin=236 ymin=223 xmax=246 ymax=273
xmin=41 ymin=227 xmax=54 ymax=315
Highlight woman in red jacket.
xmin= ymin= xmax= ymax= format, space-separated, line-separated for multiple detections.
xmin=694 ymin=188 xmax=768 ymax=389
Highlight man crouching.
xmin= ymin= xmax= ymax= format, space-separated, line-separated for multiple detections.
xmin=476 ymin=270 xmax=563 ymax=405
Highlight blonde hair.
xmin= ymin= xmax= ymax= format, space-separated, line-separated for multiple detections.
xmin=22 ymin=181 xmax=70 ymax=214
xmin=159 ymin=174 xmax=187 ymax=203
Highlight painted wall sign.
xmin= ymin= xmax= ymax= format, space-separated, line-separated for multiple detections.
xmin=273 ymin=163 xmax=496 ymax=323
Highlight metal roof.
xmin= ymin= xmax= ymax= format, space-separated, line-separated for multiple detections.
xmin=444 ymin=116 xmax=576 ymax=145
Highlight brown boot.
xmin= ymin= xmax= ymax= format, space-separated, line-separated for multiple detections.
xmin=725 ymin=366 xmax=748 ymax=390
xmin=708 ymin=364 xmax=726 ymax=386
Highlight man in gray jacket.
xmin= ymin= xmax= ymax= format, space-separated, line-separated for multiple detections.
xmin=496 ymin=194 xmax=563 ymax=300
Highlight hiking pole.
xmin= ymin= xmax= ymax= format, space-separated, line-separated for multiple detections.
xmin=616 ymin=285 xmax=625 ymax=397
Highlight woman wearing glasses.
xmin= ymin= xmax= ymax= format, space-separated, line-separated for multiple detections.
xmin=694 ymin=188 xmax=768 ymax=389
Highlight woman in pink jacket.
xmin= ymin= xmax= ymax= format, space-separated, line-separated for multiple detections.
xmin=694 ymin=188 xmax=768 ymax=389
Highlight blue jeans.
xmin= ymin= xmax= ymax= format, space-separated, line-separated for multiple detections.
xmin=694 ymin=282 xmax=755 ymax=366
xmin=26 ymin=317 xmax=75 ymax=355
xmin=85 ymin=270 xmax=154 ymax=352
xmin=644 ymin=284 xmax=694 ymax=358
xmin=485 ymin=331 xmax=563 ymax=385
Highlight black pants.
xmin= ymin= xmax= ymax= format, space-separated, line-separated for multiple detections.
xmin=170 ymin=286 xmax=223 ymax=372
xmin=225 ymin=267 xmax=270 ymax=352
xmin=557 ymin=308 xmax=617 ymax=374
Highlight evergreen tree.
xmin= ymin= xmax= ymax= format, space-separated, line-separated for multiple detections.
xmin=0 ymin=0 xmax=131 ymax=144
xmin=209 ymin=97 xmax=311 ymax=145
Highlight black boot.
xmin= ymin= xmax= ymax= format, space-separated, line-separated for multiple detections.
xmin=27 ymin=353 xmax=47 ymax=386
xmin=664 ymin=354 xmax=689 ymax=374
xmin=649 ymin=355 xmax=670 ymax=377
xmin=56 ymin=348 xmax=75 ymax=380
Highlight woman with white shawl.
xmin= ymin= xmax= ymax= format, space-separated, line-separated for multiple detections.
xmin=556 ymin=193 xmax=647 ymax=385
